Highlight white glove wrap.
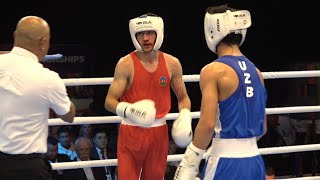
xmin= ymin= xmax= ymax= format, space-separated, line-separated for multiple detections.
xmin=172 ymin=108 xmax=193 ymax=148
xmin=116 ymin=99 xmax=156 ymax=127
xmin=116 ymin=102 xmax=130 ymax=118
xmin=174 ymin=142 xmax=205 ymax=180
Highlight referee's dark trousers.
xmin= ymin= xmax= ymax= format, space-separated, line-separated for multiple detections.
xmin=0 ymin=151 xmax=52 ymax=180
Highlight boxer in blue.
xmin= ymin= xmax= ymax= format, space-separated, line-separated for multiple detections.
xmin=174 ymin=4 xmax=268 ymax=180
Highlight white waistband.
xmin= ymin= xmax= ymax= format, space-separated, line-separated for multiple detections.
xmin=208 ymin=138 xmax=259 ymax=158
xmin=121 ymin=117 xmax=166 ymax=127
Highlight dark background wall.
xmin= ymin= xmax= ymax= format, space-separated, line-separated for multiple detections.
xmin=0 ymin=1 xmax=318 ymax=110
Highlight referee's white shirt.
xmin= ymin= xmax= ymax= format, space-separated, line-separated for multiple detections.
xmin=0 ymin=47 xmax=71 ymax=154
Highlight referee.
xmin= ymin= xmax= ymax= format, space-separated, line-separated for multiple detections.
xmin=0 ymin=16 xmax=76 ymax=180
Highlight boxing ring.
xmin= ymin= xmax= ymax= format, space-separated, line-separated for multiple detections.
xmin=49 ymin=70 xmax=320 ymax=180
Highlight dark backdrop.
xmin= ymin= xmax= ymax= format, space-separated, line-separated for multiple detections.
xmin=0 ymin=1 xmax=318 ymax=109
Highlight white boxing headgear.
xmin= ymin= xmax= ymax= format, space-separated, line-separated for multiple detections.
xmin=204 ymin=10 xmax=252 ymax=53
xmin=129 ymin=14 xmax=164 ymax=52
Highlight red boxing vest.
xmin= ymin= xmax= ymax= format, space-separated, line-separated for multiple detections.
xmin=120 ymin=51 xmax=171 ymax=118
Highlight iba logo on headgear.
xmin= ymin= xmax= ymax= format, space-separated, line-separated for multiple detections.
xmin=159 ymin=76 xmax=167 ymax=86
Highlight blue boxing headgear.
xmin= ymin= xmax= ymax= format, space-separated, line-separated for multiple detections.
xmin=204 ymin=10 xmax=251 ymax=54
xmin=129 ymin=13 xmax=164 ymax=52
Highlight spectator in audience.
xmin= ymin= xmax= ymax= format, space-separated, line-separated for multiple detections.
xmin=291 ymin=114 xmax=313 ymax=177
xmin=90 ymin=127 xmax=116 ymax=179
xmin=44 ymin=136 xmax=75 ymax=180
xmin=265 ymin=166 xmax=275 ymax=179
xmin=258 ymin=114 xmax=287 ymax=173
xmin=165 ymin=137 xmax=179 ymax=179
xmin=78 ymin=124 xmax=94 ymax=145
xmin=78 ymin=124 xmax=93 ymax=138
xmin=74 ymin=136 xmax=105 ymax=180
xmin=277 ymin=114 xmax=296 ymax=147
xmin=49 ymin=125 xmax=61 ymax=139
xmin=57 ymin=126 xmax=77 ymax=160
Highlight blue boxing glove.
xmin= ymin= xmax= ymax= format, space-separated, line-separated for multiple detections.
xmin=172 ymin=108 xmax=193 ymax=148
xmin=174 ymin=142 xmax=205 ymax=180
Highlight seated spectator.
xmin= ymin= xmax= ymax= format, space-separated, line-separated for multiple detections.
xmin=78 ymin=124 xmax=93 ymax=139
xmin=265 ymin=166 xmax=275 ymax=179
xmin=277 ymin=115 xmax=296 ymax=146
xmin=77 ymin=124 xmax=94 ymax=145
xmin=291 ymin=115 xmax=313 ymax=177
xmin=57 ymin=126 xmax=77 ymax=160
xmin=44 ymin=136 xmax=75 ymax=180
xmin=165 ymin=137 xmax=179 ymax=179
xmin=73 ymin=137 xmax=105 ymax=180
xmin=90 ymin=127 xmax=116 ymax=180
xmin=49 ymin=125 xmax=61 ymax=139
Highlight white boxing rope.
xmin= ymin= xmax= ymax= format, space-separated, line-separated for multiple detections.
xmin=51 ymin=159 xmax=118 ymax=170
xmin=49 ymin=116 xmax=122 ymax=126
xmin=63 ymin=77 xmax=113 ymax=86
xmin=51 ymin=144 xmax=320 ymax=170
xmin=265 ymin=106 xmax=320 ymax=115
xmin=261 ymin=70 xmax=320 ymax=79
xmin=258 ymin=144 xmax=320 ymax=155
xmin=48 ymin=105 xmax=320 ymax=126
xmin=170 ymin=144 xmax=320 ymax=162
xmin=63 ymin=70 xmax=320 ymax=86
xmin=277 ymin=177 xmax=320 ymax=180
